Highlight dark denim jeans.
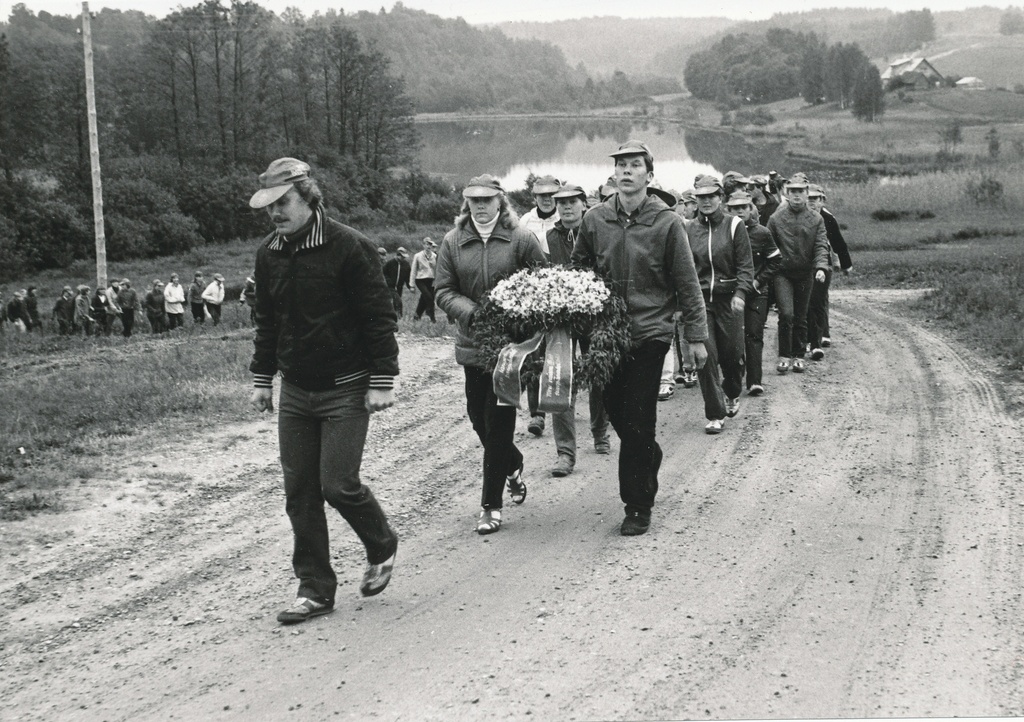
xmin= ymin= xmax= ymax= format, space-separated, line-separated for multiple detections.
xmin=464 ymin=365 xmax=523 ymax=510
xmin=696 ymin=296 xmax=743 ymax=418
xmin=603 ymin=340 xmax=669 ymax=515
xmin=744 ymin=294 xmax=769 ymax=387
xmin=414 ymin=279 xmax=436 ymax=321
xmin=775 ymin=273 xmax=814 ymax=358
xmin=807 ymin=268 xmax=833 ymax=350
xmin=279 ymin=380 xmax=397 ymax=605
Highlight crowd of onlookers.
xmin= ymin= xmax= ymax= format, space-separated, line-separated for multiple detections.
xmin=0 ymin=270 xmax=258 ymax=338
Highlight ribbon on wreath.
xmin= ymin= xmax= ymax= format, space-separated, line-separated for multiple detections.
xmin=493 ymin=325 xmax=574 ymax=411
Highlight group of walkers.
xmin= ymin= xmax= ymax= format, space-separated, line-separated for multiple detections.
xmin=1 ymin=271 xmax=253 ymax=338
xmin=242 ymin=150 xmax=852 ymax=626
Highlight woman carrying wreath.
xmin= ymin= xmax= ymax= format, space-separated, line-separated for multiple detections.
xmin=434 ymin=174 xmax=547 ymax=535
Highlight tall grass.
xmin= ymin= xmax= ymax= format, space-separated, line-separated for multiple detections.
xmin=826 ymin=162 xmax=1024 ymax=218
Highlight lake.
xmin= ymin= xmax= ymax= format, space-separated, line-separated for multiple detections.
xmin=416 ymin=117 xmax=802 ymax=195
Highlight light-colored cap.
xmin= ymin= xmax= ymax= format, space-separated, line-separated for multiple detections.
xmin=249 ymin=158 xmax=312 ymax=209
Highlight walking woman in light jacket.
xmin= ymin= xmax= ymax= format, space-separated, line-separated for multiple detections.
xmin=434 ymin=174 xmax=546 ymax=535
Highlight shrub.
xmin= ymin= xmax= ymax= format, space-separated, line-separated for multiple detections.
xmin=415 ymin=192 xmax=460 ymax=224
xmin=105 ymin=214 xmax=152 ymax=260
xmin=734 ymin=107 xmax=776 ymax=126
xmin=151 ymin=212 xmax=203 ymax=256
xmin=965 ymin=175 xmax=1004 ymax=205
xmin=871 ymin=209 xmax=911 ymax=221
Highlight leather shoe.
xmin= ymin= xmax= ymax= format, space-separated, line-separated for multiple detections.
xmin=551 ymin=455 xmax=574 ymax=477
xmin=620 ymin=511 xmax=650 ymax=536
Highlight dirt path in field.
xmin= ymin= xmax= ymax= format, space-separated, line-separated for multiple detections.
xmin=2 ymin=289 xmax=1024 ymax=721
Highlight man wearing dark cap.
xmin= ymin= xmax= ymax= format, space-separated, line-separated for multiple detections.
xmin=750 ymin=175 xmax=779 ymax=226
xmin=117 ymin=279 xmax=138 ymax=338
xmin=571 ymin=140 xmax=708 ymax=536
xmin=544 ymin=183 xmax=611 ymax=475
xmin=726 ymin=191 xmax=780 ymax=396
xmin=383 ymin=247 xmax=413 ymax=316
xmin=519 ymin=174 xmax=562 ymax=436
xmin=52 ymin=286 xmax=76 ymax=335
xmin=766 ymin=172 xmax=829 ymax=375
xmin=806 ymin=184 xmax=853 ymax=357
xmin=248 ymin=157 xmax=400 ymax=624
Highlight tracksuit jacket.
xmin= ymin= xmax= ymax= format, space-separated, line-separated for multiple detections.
xmin=745 ymin=219 xmax=782 ymax=295
xmin=571 ymin=193 xmax=708 ymax=346
xmin=684 ymin=208 xmax=755 ymax=302
xmin=766 ymin=204 xmax=830 ymax=278
xmin=250 ymin=208 xmax=399 ymax=392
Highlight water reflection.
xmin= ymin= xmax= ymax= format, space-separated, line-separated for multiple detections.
xmin=416 ymin=118 xmax=797 ymax=193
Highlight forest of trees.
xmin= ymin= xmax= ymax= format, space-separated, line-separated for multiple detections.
xmin=0 ymin=2 xmax=677 ymax=279
xmin=684 ymin=28 xmax=884 ymax=121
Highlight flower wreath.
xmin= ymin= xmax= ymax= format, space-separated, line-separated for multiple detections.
xmin=472 ymin=266 xmax=631 ymax=391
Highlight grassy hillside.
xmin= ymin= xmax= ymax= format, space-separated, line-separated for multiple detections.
xmin=926 ymin=34 xmax=1024 ymax=90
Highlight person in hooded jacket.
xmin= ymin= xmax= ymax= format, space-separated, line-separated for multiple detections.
xmin=685 ymin=176 xmax=755 ymax=434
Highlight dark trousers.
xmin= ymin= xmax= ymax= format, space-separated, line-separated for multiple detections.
xmin=166 ymin=312 xmax=184 ymax=330
xmin=526 ymin=377 xmax=544 ymax=421
xmin=191 ymin=302 xmax=205 ymax=323
xmin=206 ymin=302 xmax=221 ymax=325
xmin=414 ymin=279 xmax=436 ymax=321
xmin=103 ymin=313 xmax=118 ymax=336
xmin=391 ymin=289 xmax=404 ymax=317
xmin=148 ymin=313 xmax=167 ymax=333
xmin=279 ymin=380 xmax=397 ymax=605
xmin=464 ymin=365 xmax=523 ymax=510
xmin=121 ymin=309 xmax=135 ymax=337
xmin=696 ymin=297 xmax=743 ymax=419
xmin=744 ymin=294 xmax=770 ymax=388
xmin=603 ymin=340 xmax=669 ymax=515
xmin=775 ymin=273 xmax=813 ymax=358
xmin=807 ymin=268 xmax=832 ymax=350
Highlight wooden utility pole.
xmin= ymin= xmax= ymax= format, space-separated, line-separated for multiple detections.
xmin=81 ymin=2 xmax=106 ymax=290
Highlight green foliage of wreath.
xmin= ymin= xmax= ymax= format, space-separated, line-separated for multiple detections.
xmin=472 ymin=281 xmax=632 ymax=391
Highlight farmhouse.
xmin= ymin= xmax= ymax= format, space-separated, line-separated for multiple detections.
xmin=955 ymin=76 xmax=986 ymax=90
xmin=881 ymin=57 xmax=945 ymax=90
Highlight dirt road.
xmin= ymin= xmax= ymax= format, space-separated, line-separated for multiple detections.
xmin=2 ymin=289 xmax=1023 ymax=721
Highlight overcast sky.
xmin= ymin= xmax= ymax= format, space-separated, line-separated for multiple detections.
xmin=0 ymin=0 xmax=991 ymax=24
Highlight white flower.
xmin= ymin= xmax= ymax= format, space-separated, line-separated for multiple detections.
xmin=491 ymin=268 xmax=610 ymax=318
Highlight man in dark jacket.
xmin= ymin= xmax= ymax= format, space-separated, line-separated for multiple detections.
xmin=807 ymin=184 xmax=853 ymax=357
xmin=727 ymin=191 xmax=781 ymax=396
xmin=249 ymin=157 xmax=400 ymax=624
xmin=52 ymin=286 xmax=76 ymax=335
xmin=382 ymin=247 xmax=412 ymax=316
xmin=117 ymin=278 xmax=139 ymax=338
xmin=571 ymin=140 xmax=709 ymax=536
xmin=766 ymin=172 xmax=829 ymax=374
xmin=25 ymin=287 xmax=41 ymax=331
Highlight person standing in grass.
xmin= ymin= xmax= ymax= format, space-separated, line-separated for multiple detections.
xmin=434 ymin=174 xmax=546 ymax=535
xmin=248 ymin=157 xmax=400 ymax=624
xmin=52 ymin=286 xmax=75 ymax=335
xmin=766 ymin=173 xmax=829 ymax=375
xmin=240 ymin=273 xmax=257 ymax=326
xmin=410 ymin=239 xmax=437 ymax=322
xmin=164 ymin=273 xmax=186 ymax=330
xmin=25 ymin=287 xmax=41 ymax=331
xmin=117 ymin=279 xmax=138 ymax=338
xmin=202 ymin=273 xmax=225 ymax=325
xmin=571 ymin=140 xmax=708 ymax=536
xmin=687 ymin=177 xmax=755 ymax=435
xmin=727 ymin=191 xmax=780 ymax=397
xmin=806 ymin=184 xmax=853 ymax=358
xmin=73 ymin=286 xmax=92 ymax=336
xmin=188 ymin=272 xmax=206 ymax=324
xmin=145 ymin=280 xmax=167 ymax=333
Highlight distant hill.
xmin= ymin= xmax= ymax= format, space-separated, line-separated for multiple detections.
xmin=923 ymin=34 xmax=1024 ymax=90
xmin=495 ymin=16 xmax=737 ymax=77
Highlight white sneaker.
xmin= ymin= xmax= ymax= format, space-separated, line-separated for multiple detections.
xmin=810 ymin=347 xmax=825 ymax=361
xmin=747 ymin=384 xmax=764 ymax=396
xmin=705 ymin=419 xmax=724 ymax=435
xmin=725 ymin=397 xmax=740 ymax=417
xmin=821 ymin=336 xmax=832 ymax=348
